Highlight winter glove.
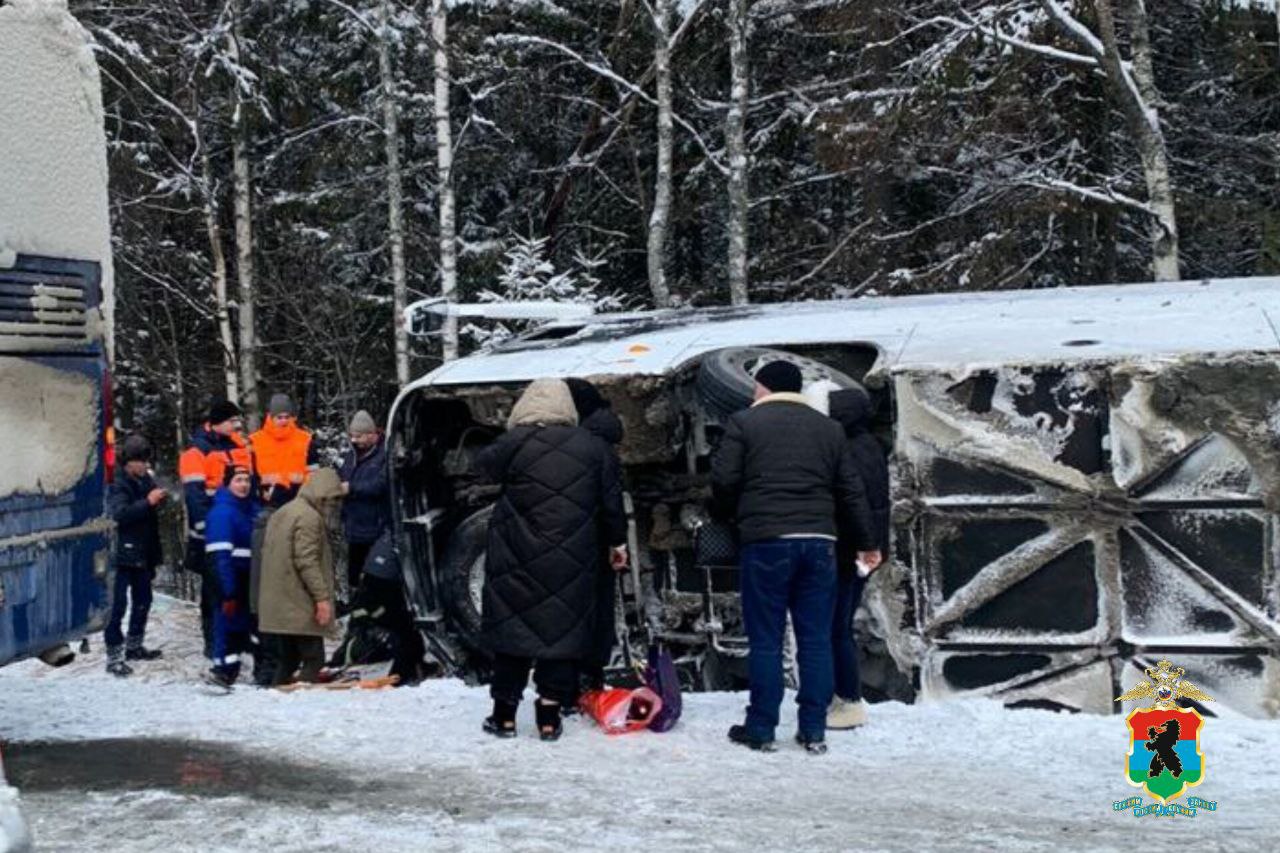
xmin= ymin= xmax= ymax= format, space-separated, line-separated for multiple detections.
xmin=221 ymin=599 xmax=239 ymax=618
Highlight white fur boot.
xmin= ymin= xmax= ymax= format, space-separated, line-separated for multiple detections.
xmin=827 ymin=698 xmax=868 ymax=730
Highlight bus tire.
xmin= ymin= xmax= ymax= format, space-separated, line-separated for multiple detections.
xmin=439 ymin=506 xmax=492 ymax=654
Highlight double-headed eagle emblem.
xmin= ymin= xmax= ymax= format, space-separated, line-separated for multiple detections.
xmin=1115 ymin=659 xmax=1214 ymax=709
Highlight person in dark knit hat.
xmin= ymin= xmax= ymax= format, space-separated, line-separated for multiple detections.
xmin=711 ymin=357 xmax=882 ymax=754
xmin=103 ymin=434 xmax=167 ymax=676
xmin=337 ymin=409 xmax=389 ymax=594
xmin=178 ymin=399 xmax=250 ymax=657
xmin=250 ymin=392 xmax=318 ymax=509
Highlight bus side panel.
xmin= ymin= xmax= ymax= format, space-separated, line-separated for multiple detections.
xmin=0 ymin=354 xmax=110 ymax=666
xmin=0 ymin=531 xmax=109 ymax=664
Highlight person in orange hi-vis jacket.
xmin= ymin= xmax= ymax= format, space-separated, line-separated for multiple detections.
xmin=250 ymin=393 xmax=319 ymax=510
xmin=179 ymin=399 xmax=252 ymax=657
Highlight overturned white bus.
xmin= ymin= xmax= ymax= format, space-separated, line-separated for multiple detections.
xmin=389 ymin=276 xmax=1280 ymax=720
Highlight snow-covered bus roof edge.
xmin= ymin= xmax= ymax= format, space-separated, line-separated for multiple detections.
xmin=0 ymin=0 xmax=114 ymax=355
xmin=402 ymin=277 xmax=1280 ymax=392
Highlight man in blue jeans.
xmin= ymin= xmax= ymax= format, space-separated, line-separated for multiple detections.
xmin=712 ymin=360 xmax=881 ymax=753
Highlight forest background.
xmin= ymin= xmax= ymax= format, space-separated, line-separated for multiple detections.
xmin=76 ymin=0 xmax=1280 ymax=460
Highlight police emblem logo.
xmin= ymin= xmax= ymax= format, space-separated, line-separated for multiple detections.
xmin=1115 ymin=659 xmax=1214 ymax=806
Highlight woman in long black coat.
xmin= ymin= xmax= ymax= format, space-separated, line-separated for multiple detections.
xmin=477 ymin=378 xmax=627 ymax=740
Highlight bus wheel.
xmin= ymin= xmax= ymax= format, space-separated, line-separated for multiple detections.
xmin=696 ymin=347 xmax=864 ymax=418
xmin=438 ymin=506 xmax=492 ymax=653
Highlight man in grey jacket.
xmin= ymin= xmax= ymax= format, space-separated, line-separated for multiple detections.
xmin=712 ymin=360 xmax=881 ymax=753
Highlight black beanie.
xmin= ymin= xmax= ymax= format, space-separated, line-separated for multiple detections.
xmin=208 ymin=400 xmax=242 ymax=426
xmin=754 ymin=360 xmax=803 ymax=394
xmin=565 ymin=377 xmax=608 ymax=420
xmin=121 ymin=434 xmax=151 ymax=464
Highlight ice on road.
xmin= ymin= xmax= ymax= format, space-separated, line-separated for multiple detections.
xmin=1 ymin=597 xmax=1276 ymax=852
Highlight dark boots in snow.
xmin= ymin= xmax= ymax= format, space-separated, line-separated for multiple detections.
xmin=535 ymin=699 xmax=562 ymax=742
xmin=795 ymin=733 xmax=828 ymax=755
xmin=728 ymin=725 xmax=777 ymax=752
xmin=125 ymin=636 xmax=162 ymax=662
xmin=105 ymin=646 xmax=133 ymax=678
xmin=483 ymin=701 xmax=518 ymax=738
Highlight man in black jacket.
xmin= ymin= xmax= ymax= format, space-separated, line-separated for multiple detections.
xmin=104 ymin=435 xmax=167 ymax=676
xmin=711 ymin=360 xmax=881 ymax=753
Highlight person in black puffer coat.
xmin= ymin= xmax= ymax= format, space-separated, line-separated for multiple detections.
xmin=565 ymin=377 xmax=626 ymax=694
xmin=476 ymin=378 xmax=627 ymax=741
xmin=826 ymin=387 xmax=891 ymax=730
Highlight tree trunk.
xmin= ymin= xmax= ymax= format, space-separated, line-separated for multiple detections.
xmin=646 ymin=0 xmax=674 ymax=308
xmin=1096 ymin=0 xmax=1180 ymax=281
xmin=229 ymin=0 xmax=259 ymax=420
xmin=199 ymin=137 xmax=239 ymax=402
xmin=379 ymin=0 xmax=409 ymax=385
xmin=432 ymin=0 xmax=458 ymax=361
xmin=725 ymin=0 xmax=750 ymax=305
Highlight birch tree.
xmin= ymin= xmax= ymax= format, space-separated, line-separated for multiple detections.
xmin=378 ymin=0 xmax=410 ymax=385
xmin=199 ymin=135 xmax=239 ymax=402
xmin=432 ymin=0 xmax=459 ymax=361
xmin=646 ymin=0 xmax=674 ymax=308
xmin=725 ymin=0 xmax=750 ymax=305
xmin=228 ymin=0 xmax=260 ymax=420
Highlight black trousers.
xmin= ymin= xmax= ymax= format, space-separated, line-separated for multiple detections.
xmin=581 ymin=568 xmax=617 ymax=691
xmin=360 ymin=575 xmax=426 ymax=683
xmin=490 ymin=653 xmax=578 ymax=706
xmin=265 ymin=634 xmax=325 ymax=686
xmin=186 ymin=538 xmax=217 ymax=657
xmin=347 ymin=541 xmax=373 ymax=596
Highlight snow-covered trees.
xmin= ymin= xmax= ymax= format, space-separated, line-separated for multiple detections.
xmin=75 ymin=0 xmax=1280 ymax=460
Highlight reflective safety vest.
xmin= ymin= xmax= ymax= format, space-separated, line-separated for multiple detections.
xmin=249 ymin=419 xmax=317 ymax=507
xmin=178 ymin=426 xmax=251 ymax=538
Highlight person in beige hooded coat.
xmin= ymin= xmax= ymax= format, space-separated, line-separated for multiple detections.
xmin=476 ymin=379 xmax=627 ymax=740
xmin=258 ymin=468 xmax=344 ymax=684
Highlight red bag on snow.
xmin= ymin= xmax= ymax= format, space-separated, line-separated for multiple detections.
xmin=579 ymin=687 xmax=664 ymax=734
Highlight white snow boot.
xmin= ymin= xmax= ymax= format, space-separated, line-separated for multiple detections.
xmin=827 ymin=698 xmax=868 ymax=730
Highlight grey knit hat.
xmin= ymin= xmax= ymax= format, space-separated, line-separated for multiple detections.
xmin=267 ymin=393 xmax=296 ymax=416
xmin=121 ymin=434 xmax=152 ymax=464
xmin=349 ymin=410 xmax=378 ymax=435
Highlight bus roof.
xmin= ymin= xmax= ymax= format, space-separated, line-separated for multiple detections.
xmin=406 ymin=277 xmax=1280 ymax=390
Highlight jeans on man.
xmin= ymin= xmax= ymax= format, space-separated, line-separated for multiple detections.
xmin=832 ymin=567 xmax=868 ymax=702
xmin=740 ymin=537 xmax=837 ymax=741
xmin=104 ymin=566 xmax=154 ymax=649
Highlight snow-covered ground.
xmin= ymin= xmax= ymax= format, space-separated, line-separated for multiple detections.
xmin=1 ymin=596 xmax=1277 ymax=852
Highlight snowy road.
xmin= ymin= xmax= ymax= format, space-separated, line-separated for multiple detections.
xmin=1 ymin=597 xmax=1276 ymax=852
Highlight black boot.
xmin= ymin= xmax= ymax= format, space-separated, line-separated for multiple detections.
xmin=535 ymin=699 xmax=563 ymax=742
xmin=125 ymin=639 xmax=163 ymax=662
xmin=105 ymin=646 xmax=133 ymax=678
xmin=483 ymin=701 xmax=518 ymax=738
xmin=795 ymin=732 xmax=828 ymax=755
xmin=728 ymin=724 xmax=776 ymax=752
